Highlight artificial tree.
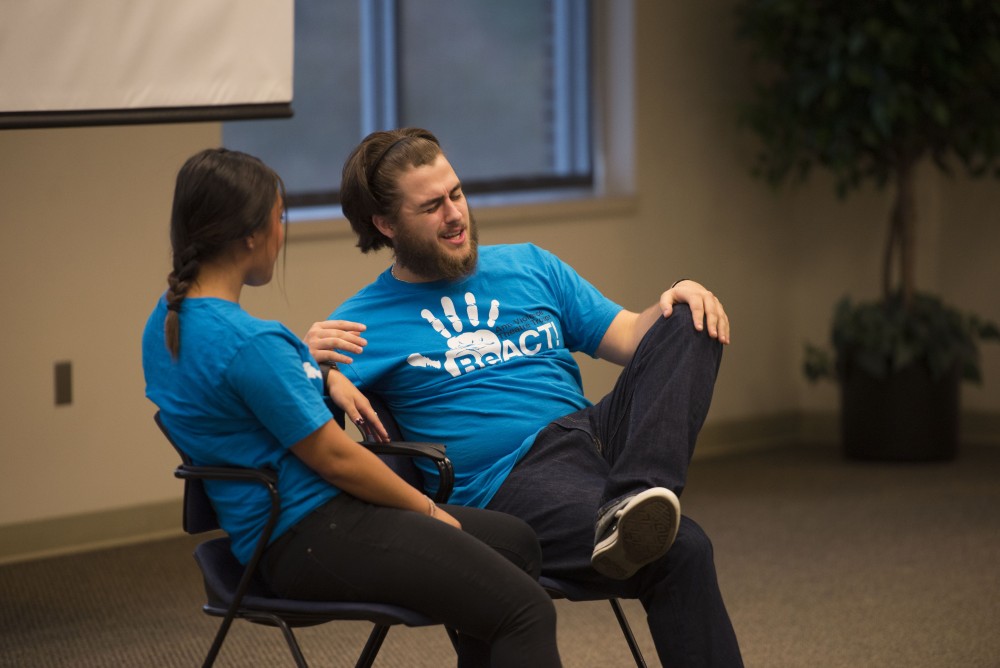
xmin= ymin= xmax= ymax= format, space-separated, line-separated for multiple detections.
xmin=734 ymin=0 xmax=1000 ymax=459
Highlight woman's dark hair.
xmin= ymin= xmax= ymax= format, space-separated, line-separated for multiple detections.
xmin=164 ymin=148 xmax=285 ymax=357
xmin=340 ymin=127 xmax=442 ymax=253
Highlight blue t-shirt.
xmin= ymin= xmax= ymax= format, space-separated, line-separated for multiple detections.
xmin=142 ymin=295 xmax=337 ymax=564
xmin=332 ymin=243 xmax=622 ymax=507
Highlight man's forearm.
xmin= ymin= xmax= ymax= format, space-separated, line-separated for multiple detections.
xmin=596 ymin=305 xmax=661 ymax=366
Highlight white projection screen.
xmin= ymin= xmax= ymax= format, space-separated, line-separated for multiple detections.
xmin=0 ymin=0 xmax=294 ymax=129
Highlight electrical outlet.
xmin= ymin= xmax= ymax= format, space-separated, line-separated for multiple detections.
xmin=55 ymin=361 xmax=72 ymax=406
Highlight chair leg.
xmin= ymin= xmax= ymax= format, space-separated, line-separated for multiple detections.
xmin=201 ymin=614 xmax=237 ymax=668
xmin=355 ymin=625 xmax=391 ymax=668
xmin=274 ymin=619 xmax=309 ymax=668
xmin=609 ymin=599 xmax=647 ymax=668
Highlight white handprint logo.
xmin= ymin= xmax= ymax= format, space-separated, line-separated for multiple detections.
xmin=407 ymin=292 xmax=503 ymax=377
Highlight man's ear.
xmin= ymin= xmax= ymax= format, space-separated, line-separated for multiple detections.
xmin=372 ymin=214 xmax=394 ymax=239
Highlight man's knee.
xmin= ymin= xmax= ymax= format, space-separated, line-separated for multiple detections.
xmin=646 ymin=517 xmax=716 ymax=581
xmin=641 ymin=303 xmax=723 ymax=368
xmin=630 ymin=517 xmax=720 ymax=608
xmin=671 ymin=517 xmax=715 ymax=566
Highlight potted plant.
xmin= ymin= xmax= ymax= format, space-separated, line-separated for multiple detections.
xmin=734 ymin=1 xmax=1000 ymax=460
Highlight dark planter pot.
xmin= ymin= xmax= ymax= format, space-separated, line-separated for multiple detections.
xmin=839 ymin=363 xmax=960 ymax=461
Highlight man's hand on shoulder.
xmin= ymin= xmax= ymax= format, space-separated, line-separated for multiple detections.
xmin=304 ymin=319 xmax=369 ymax=364
xmin=660 ymin=280 xmax=730 ymax=345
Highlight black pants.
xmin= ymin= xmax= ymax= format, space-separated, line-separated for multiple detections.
xmin=261 ymin=494 xmax=561 ymax=667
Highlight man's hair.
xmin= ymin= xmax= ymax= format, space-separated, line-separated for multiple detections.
xmin=340 ymin=127 xmax=442 ymax=253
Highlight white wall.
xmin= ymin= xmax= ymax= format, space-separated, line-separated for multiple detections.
xmin=1 ymin=1 xmax=997 ymax=539
xmin=0 ymin=124 xmax=220 ymax=524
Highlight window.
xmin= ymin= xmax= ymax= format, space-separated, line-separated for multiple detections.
xmin=223 ymin=0 xmax=592 ymax=211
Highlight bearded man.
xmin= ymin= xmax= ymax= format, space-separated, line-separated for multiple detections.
xmin=307 ymin=127 xmax=743 ymax=666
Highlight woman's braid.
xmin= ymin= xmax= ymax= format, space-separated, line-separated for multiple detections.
xmin=164 ymin=244 xmax=201 ymax=357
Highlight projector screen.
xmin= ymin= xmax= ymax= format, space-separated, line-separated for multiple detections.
xmin=0 ymin=0 xmax=294 ymax=129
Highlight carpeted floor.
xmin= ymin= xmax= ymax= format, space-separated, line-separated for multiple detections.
xmin=2 ymin=442 xmax=998 ymax=667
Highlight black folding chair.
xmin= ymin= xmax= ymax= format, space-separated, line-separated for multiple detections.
xmin=155 ymin=411 xmax=456 ymax=668
xmin=539 ymin=576 xmax=647 ymax=667
xmin=351 ymin=394 xmax=649 ymax=667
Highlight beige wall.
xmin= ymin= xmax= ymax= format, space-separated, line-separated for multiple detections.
xmin=1 ymin=2 xmax=997 ymax=540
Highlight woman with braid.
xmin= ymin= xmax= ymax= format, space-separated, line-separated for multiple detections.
xmin=142 ymin=148 xmax=561 ymax=667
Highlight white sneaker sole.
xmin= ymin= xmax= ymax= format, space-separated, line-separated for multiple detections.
xmin=591 ymin=488 xmax=681 ymax=580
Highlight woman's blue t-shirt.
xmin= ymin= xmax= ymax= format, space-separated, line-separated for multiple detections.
xmin=142 ymin=296 xmax=337 ymax=564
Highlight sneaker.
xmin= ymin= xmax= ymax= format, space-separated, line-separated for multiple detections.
xmin=591 ymin=487 xmax=681 ymax=580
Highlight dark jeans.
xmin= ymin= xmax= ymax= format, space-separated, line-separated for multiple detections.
xmin=487 ymin=305 xmax=743 ymax=667
xmin=261 ymin=495 xmax=561 ymax=667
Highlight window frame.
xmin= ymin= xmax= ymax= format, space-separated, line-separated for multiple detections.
xmin=286 ymin=0 xmax=634 ymax=227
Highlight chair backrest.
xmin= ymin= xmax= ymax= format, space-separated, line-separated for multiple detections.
xmin=154 ymin=411 xmax=220 ymax=534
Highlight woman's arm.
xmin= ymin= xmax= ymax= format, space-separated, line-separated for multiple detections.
xmin=325 ymin=369 xmax=389 ymax=442
xmin=290 ymin=420 xmax=461 ymax=529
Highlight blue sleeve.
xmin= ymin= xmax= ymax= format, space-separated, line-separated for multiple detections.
xmin=536 ymin=245 xmax=622 ymax=355
xmin=225 ymin=331 xmax=333 ymax=448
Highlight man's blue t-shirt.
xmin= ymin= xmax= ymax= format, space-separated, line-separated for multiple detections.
xmin=142 ymin=296 xmax=337 ymax=564
xmin=332 ymin=243 xmax=622 ymax=507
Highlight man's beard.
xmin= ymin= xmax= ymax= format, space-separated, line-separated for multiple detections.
xmin=393 ymin=211 xmax=479 ymax=282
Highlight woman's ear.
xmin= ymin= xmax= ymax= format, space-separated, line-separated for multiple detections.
xmin=372 ymin=214 xmax=394 ymax=239
xmin=246 ymin=225 xmax=268 ymax=251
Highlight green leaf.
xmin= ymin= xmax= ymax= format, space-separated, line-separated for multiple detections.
xmin=817 ymin=292 xmax=1000 ymax=383
xmin=734 ymin=0 xmax=1000 ymax=194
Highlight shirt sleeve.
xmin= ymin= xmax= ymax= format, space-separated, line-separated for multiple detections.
xmin=537 ymin=245 xmax=622 ymax=355
xmin=225 ymin=331 xmax=333 ymax=449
